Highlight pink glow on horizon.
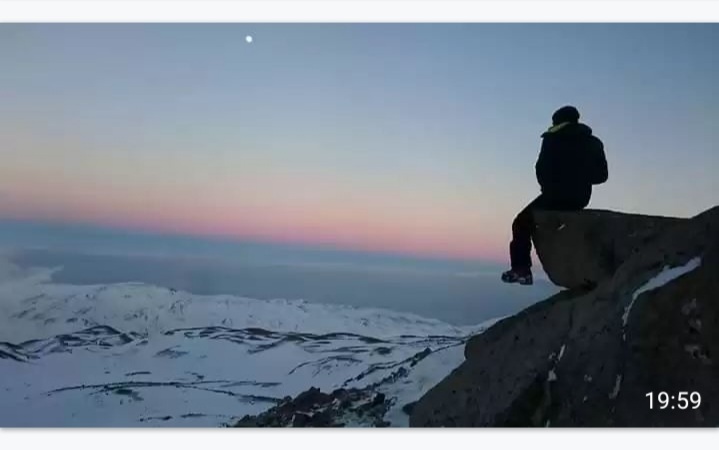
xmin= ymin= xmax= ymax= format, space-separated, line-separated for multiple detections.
xmin=0 ymin=119 xmax=510 ymax=263
xmin=0 ymin=188 xmax=506 ymax=262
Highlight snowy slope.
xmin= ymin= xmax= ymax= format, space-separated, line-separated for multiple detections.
xmin=0 ymin=258 xmax=497 ymax=427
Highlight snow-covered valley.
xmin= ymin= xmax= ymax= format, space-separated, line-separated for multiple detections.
xmin=0 ymin=258 xmax=497 ymax=427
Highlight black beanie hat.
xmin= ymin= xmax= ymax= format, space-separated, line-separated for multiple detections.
xmin=552 ymin=105 xmax=580 ymax=125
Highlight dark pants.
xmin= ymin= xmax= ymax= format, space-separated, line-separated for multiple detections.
xmin=510 ymin=192 xmax=589 ymax=270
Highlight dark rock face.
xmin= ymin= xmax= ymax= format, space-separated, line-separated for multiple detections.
xmin=410 ymin=206 xmax=719 ymax=427
xmin=533 ymin=209 xmax=685 ymax=289
xmin=233 ymin=387 xmax=390 ymax=427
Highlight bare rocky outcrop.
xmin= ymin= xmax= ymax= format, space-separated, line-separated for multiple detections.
xmin=410 ymin=205 xmax=719 ymax=427
xmin=533 ymin=209 xmax=685 ymax=289
xmin=233 ymin=387 xmax=390 ymax=427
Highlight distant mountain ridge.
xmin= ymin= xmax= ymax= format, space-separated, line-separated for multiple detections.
xmin=0 ymin=258 xmax=496 ymax=427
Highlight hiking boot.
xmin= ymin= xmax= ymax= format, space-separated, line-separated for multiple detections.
xmin=501 ymin=269 xmax=533 ymax=285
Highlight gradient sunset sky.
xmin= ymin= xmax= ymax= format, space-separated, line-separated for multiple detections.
xmin=1 ymin=24 xmax=717 ymax=262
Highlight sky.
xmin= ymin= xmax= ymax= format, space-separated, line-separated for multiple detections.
xmin=1 ymin=24 xmax=718 ymax=263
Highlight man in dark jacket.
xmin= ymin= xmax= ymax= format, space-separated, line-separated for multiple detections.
xmin=501 ymin=105 xmax=607 ymax=285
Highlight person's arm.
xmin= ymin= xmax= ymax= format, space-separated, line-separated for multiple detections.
xmin=592 ymin=136 xmax=608 ymax=184
xmin=535 ymin=137 xmax=553 ymax=189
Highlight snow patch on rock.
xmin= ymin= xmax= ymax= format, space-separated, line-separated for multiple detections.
xmin=622 ymin=257 xmax=702 ymax=327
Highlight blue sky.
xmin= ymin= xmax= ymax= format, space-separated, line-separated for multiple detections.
xmin=0 ymin=23 xmax=717 ymax=262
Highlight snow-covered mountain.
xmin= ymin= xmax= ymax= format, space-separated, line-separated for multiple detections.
xmin=0 ymin=256 xmax=497 ymax=427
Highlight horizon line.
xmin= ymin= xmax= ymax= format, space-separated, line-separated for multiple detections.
xmin=0 ymin=215 xmax=503 ymax=265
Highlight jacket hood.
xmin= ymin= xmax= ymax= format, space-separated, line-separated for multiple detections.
xmin=542 ymin=122 xmax=593 ymax=138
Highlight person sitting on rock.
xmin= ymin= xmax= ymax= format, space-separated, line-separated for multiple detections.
xmin=501 ymin=105 xmax=608 ymax=285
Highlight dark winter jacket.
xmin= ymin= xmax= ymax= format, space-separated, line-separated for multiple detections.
xmin=535 ymin=122 xmax=605 ymax=203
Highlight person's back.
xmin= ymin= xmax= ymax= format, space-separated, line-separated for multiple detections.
xmin=536 ymin=115 xmax=606 ymax=205
xmin=501 ymin=105 xmax=608 ymax=285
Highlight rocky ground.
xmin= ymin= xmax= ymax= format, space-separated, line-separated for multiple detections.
xmin=409 ymin=205 xmax=719 ymax=427
xmin=233 ymin=387 xmax=391 ymax=427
